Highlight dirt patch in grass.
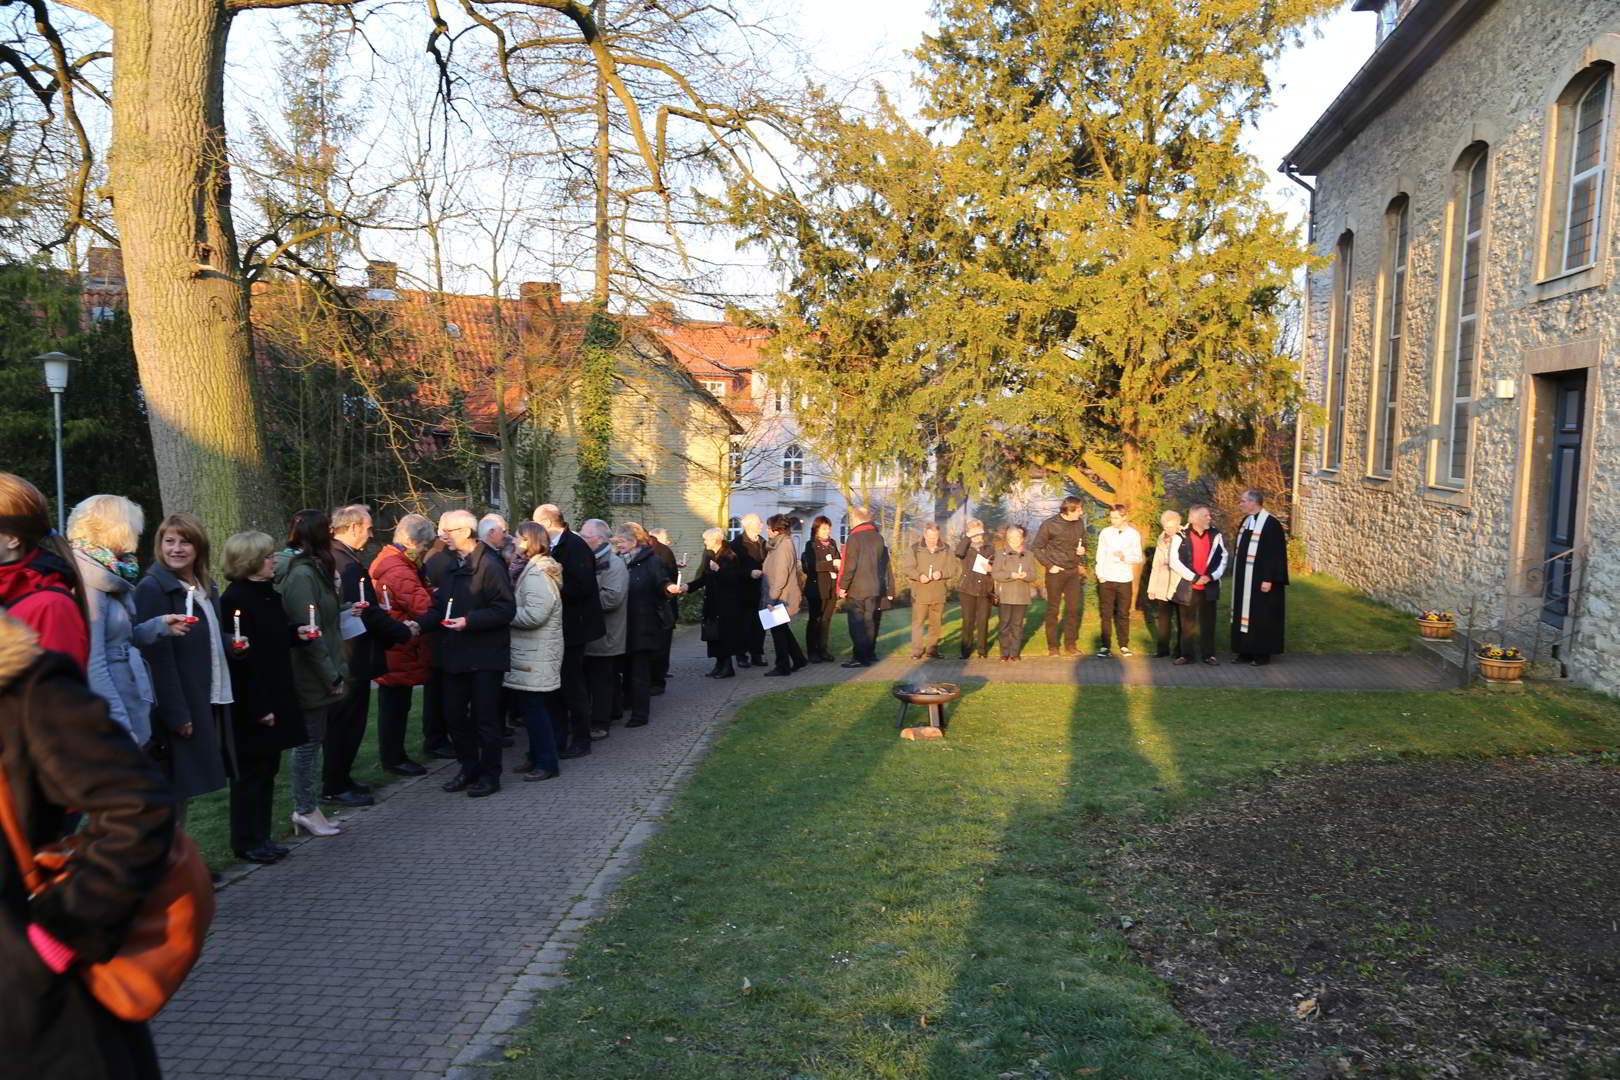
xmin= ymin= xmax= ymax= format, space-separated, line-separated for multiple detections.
xmin=1105 ymin=754 xmax=1620 ymax=1079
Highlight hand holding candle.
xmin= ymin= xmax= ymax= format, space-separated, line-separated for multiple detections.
xmin=442 ymin=597 xmax=456 ymax=628
xmin=301 ymin=603 xmax=320 ymax=639
xmin=183 ymin=586 xmax=197 ymax=623
xmin=353 ymin=577 xmax=368 ymax=611
xmin=231 ymin=609 xmax=249 ymax=653
xmin=381 ymin=584 xmax=391 ymax=611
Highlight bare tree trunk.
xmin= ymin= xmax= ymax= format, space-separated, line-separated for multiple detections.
xmin=107 ymin=1 xmax=281 ymax=543
xmin=592 ymin=15 xmax=611 ymax=308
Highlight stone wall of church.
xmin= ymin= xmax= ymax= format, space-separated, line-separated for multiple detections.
xmin=1297 ymin=0 xmax=1620 ymax=693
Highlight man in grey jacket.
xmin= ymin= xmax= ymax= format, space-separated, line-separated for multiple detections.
xmin=577 ymin=519 xmax=628 ymax=749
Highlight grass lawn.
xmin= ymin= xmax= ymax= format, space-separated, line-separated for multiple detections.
xmin=811 ymin=571 xmax=1410 ymax=660
xmin=185 ymin=694 xmax=423 ymax=870
xmin=494 ymin=680 xmax=1620 ymax=1079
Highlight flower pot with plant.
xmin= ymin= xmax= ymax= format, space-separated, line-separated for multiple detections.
xmin=1416 ymin=609 xmax=1456 ymax=640
xmin=1476 ymin=645 xmax=1526 ymax=682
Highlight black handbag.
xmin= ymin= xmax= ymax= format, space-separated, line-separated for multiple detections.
xmin=700 ymin=617 xmax=722 ymax=642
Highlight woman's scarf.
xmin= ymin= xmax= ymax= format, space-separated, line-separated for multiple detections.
xmin=71 ymin=536 xmax=141 ymax=584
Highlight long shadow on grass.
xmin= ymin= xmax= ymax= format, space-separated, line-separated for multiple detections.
xmin=916 ymin=685 xmax=1247 ymax=1079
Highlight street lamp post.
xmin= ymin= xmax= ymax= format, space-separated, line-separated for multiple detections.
xmin=35 ymin=352 xmax=75 ymax=532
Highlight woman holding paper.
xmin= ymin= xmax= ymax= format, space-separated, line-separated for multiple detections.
xmin=954 ymin=518 xmax=997 ymax=660
xmin=134 ymin=512 xmax=236 ymax=809
xmin=799 ymin=515 xmax=840 ymax=663
xmin=272 ymin=509 xmax=346 ymax=837
xmin=221 ymin=530 xmax=308 ymax=862
xmin=760 ymin=514 xmax=807 ymax=677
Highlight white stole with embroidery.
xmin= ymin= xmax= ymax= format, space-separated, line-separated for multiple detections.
xmin=1237 ymin=509 xmax=1270 ymax=636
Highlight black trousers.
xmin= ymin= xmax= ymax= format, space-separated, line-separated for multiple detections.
xmin=585 ymin=654 xmax=622 ymax=734
xmin=376 ymin=683 xmax=417 ymax=766
xmin=655 ymin=622 xmax=673 ymax=691
xmin=1043 ymin=569 xmax=1085 ymax=649
xmin=770 ymin=622 xmax=807 ymax=671
xmin=1178 ymin=592 xmax=1219 ymax=661
xmin=422 ymin=671 xmax=449 ymax=754
xmin=997 ymin=603 xmax=1028 ymax=657
xmin=1097 ymin=581 xmax=1133 ymax=649
xmin=229 ymin=748 xmax=280 ymax=852
xmin=624 ymin=649 xmax=656 ymax=724
xmin=846 ymin=595 xmax=881 ymax=663
xmin=559 ymin=643 xmax=592 ymax=749
xmin=322 ymin=669 xmax=370 ymax=796
xmin=804 ymin=595 xmax=834 ymax=658
xmin=738 ymin=619 xmax=766 ymax=664
xmin=442 ymin=668 xmax=505 ymax=780
xmin=959 ymin=592 xmax=993 ymax=656
xmin=1147 ymin=599 xmax=1182 ymax=657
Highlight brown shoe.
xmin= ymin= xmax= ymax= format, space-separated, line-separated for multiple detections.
xmin=1173 ymin=657 xmax=1190 ymax=665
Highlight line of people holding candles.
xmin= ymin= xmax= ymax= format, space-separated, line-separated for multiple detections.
xmin=0 ymin=473 xmax=705 ymax=871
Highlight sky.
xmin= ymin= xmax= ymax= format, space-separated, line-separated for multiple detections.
xmin=221 ymin=0 xmax=1380 ymax=312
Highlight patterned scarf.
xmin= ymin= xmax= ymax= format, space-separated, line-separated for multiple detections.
xmin=71 ymin=536 xmax=141 ymax=584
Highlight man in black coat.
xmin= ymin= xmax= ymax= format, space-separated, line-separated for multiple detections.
xmin=535 ymin=503 xmax=605 ymax=755
xmin=422 ymin=510 xmax=516 ymax=797
xmin=324 ymin=504 xmax=412 ymax=806
xmin=647 ymin=527 xmax=679 ymax=694
xmin=836 ymin=505 xmax=895 ymax=667
xmin=732 ymin=513 xmax=768 ymax=667
xmin=1032 ymin=496 xmax=1089 ymax=656
xmin=419 ymin=541 xmax=459 ymax=760
xmin=1230 ymin=488 xmax=1289 ymax=666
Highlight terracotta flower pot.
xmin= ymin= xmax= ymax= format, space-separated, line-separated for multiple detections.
xmin=1478 ymin=656 xmax=1526 ymax=682
xmin=1417 ymin=618 xmax=1456 ymax=640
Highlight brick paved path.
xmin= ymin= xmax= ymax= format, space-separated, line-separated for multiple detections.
xmin=153 ymin=635 xmax=1446 ymax=1079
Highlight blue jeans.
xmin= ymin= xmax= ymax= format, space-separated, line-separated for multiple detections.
xmin=514 ymin=689 xmax=560 ymax=774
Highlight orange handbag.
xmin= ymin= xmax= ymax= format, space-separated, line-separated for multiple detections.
xmin=0 ymin=763 xmax=215 ymax=1022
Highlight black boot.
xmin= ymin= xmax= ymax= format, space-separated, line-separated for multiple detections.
xmin=714 ymin=658 xmax=736 ymax=679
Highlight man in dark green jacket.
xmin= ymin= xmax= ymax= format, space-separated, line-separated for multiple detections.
xmin=902 ymin=522 xmax=958 ymax=659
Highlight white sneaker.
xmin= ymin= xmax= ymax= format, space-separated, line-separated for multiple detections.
xmin=291 ymin=809 xmax=341 ymax=837
xmin=1120 ymin=647 xmax=1134 ymax=657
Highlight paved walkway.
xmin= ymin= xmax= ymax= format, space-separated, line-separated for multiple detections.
xmin=153 ymin=637 xmax=1448 ymax=1079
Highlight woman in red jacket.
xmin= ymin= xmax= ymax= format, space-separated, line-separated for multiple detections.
xmin=368 ymin=514 xmax=436 ymax=776
xmin=0 ymin=473 xmax=88 ymax=670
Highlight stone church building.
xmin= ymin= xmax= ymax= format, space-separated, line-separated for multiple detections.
xmin=1285 ymin=0 xmax=1619 ymax=692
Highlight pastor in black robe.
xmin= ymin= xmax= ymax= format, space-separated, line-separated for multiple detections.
xmin=1230 ymin=509 xmax=1288 ymax=662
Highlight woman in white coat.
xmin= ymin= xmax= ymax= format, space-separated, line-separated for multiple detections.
xmin=66 ymin=494 xmax=190 ymax=747
xmin=505 ymin=522 xmax=564 ymax=782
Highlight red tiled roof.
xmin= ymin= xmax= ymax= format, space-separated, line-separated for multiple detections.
xmin=649 ymin=316 xmax=773 ymax=415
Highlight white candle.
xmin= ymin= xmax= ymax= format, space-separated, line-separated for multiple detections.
xmin=184 ymin=587 xmax=195 ymax=619
xmin=233 ymin=609 xmax=241 ymax=638
xmin=381 ymin=584 xmax=391 ymax=610
xmin=677 ymin=568 xmax=684 ymax=587
xmin=359 ymin=578 xmax=367 ymax=604
xmin=444 ymin=598 xmax=455 ymax=622
xmin=307 ymin=603 xmax=315 ymax=628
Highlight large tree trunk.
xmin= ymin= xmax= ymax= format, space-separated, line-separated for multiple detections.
xmin=107 ymin=0 xmax=282 ymax=547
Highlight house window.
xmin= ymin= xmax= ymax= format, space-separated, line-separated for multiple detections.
xmin=1440 ymin=148 xmax=1488 ymax=488
xmin=773 ymin=387 xmax=786 ymax=413
xmin=608 ymin=474 xmax=646 ymax=505
xmin=89 ymin=306 xmax=117 ymax=326
xmin=1375 ymin=0 xmax=1397 ymax=44
xmin=482 ymin=462 xmax=503 ymax=507
xmin=701 ymin=378 xmax=728 ymax=396
xmin=1323 ymin=231 xmax=1353 ymax=471
xmin=781 ymin=443 xmax=804 ymax=487
xmin=1371 ymin=197 xmax=1408 ymax=478
xmin=727 ymin=443 xmax=743 ymax=484
xmin=1554 ymin=68 xmax=1612 ymax=275
xmin=726 ymin=515 xmax=742 ymax=541
xmin=838 ymin=515 xmax=849 ymax=544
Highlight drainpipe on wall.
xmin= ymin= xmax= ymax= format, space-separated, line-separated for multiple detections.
xmin=1280 ymin=160 xmax=1317 ymax=547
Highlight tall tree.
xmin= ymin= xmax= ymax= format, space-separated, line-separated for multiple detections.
xmin=2 ymin=0 xmax=792 ymax=549
xmin=911 ymin=0 xmax=1333 ymax=515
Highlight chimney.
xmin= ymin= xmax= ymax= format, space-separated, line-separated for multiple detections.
xmin=648 ymin=301 xmax=677 ymax=323
xmin=87 ymin=246 xmax=125 ymax=284
xmin=366 ymin=260 xmax=399 ymax=291
xmin=520 ymin=281 xmax=562 ymax=312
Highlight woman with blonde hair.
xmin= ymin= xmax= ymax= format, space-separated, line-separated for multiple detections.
xmin=0 ymin=472 xmax=88 ymax=669
xmin=221 ymin=530 xmax=308 ymax=863
xmin=67 ymin=493 xmax=192 ymax=746
xmin=134 ymin=512 xmax=236 ymax=813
